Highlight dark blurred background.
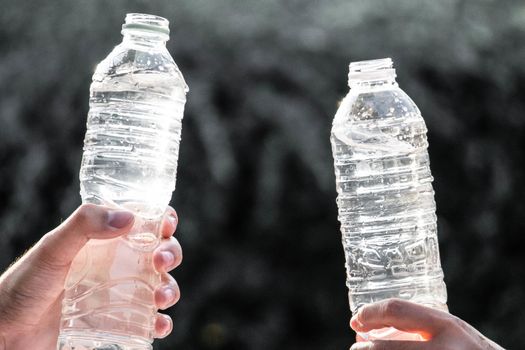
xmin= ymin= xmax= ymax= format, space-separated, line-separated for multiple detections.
xmin=1 ymin=0 xmax=524 ymax=349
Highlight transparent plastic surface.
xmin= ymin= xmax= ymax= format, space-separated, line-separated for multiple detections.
xmin=58 ymin=13 xmax=187 ymax=350
xmin=79 ymin=18 xmax=187 ymax=219
xmin=330 ymin=58 xmax=447 ymax=340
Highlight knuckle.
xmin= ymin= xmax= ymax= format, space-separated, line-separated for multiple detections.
xmin=74 ymin=204 xmax=97 ymax=225
xmin=382 ymin=299 xmax=404 ymax=318
xmin=67 ymin=204 xmax=102 ymax=239
xmin=78 ymin=203 xmax=97 ymax=215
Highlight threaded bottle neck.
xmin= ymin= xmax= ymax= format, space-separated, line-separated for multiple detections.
xmin=121 ymin=13 xmax=170 ymax=45
xmin=348 ymin=58 xmax=398 ymax=88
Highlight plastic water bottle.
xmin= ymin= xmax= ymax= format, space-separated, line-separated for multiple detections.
xmin=58 ymin=13 xmax=188 ymax=350
xmin=330 ymin=58 xmax=447 ymax=340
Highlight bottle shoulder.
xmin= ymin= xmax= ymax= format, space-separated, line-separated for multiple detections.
xmin=333 ymin=86 xmax=421 ymax=127
xmin=331 ymin=86 xmax=429 ymax=156
xmin=92 ymin=43 xmax=188 ymax=94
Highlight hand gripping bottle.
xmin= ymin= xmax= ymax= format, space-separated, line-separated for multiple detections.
xmin=58 ymin=13 xmax=188 ymax=350
xmin=330 ymin=58 xmax=447 ymax=340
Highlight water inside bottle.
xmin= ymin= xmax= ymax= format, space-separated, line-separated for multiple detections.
xmin=59 ymin=13 xmax=187 ymax=350
xmin=331 ymin=87 xmax=447 ymax=339
xmin=80 ymin=71 xmax=185 ymax=218
xmin=59 ymin=231 xmax=160 ymax=349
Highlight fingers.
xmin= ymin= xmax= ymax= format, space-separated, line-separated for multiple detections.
xmin=160 ymin=206 xmax=178 ymax=239
xmin=154 ymin=272 xmax=180 ymax=310
xmin=350 ymin=299 xmax=449 ymax=339
xmin=153 ymin=220 xmax=182 ymax=309
xmin=153 ymin=210 xmax=180 ymax=340
xmin=154 ymin=313 xmax=173 ymax=339
xmin=38 ymin=204 xmax=134 ymax=268
xmin=350 ymin=340 xmax=431 ymax=350
xmin=39 ymin=205 xmax=178 ymax=270
xmin=153 ymin=236 xmax=183 ymax=273
xmin=152 ymin=208 xmax=180 ymax=339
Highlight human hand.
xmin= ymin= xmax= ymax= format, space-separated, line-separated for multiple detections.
xmin=349 ymin=299 xmax=504 ymax=350
xmin=0 ymin=204 xmax=182 ymax=350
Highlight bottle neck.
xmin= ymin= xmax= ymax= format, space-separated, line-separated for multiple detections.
xmin=121 ymin=13 xmax=170 ymax=48
xmin=122 ymin=33 xmax=167 ymax=48
xmin=348 ymin=58 xmax=398 ymax=89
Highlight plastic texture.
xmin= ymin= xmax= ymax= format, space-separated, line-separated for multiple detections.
xmin=331 ymin=58 xmax=447 ymax=340
xmin=57 ymin=13 xmax=187 ymax=350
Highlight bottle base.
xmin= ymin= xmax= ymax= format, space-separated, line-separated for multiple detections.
xmin=57 ymin=331 xmax=152 ymax=350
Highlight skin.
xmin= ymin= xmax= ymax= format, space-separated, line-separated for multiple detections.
xmin=0 ymin=204 xmax=183 ymax=350
xmin=349 ymin=299 xmax=505 ymax=350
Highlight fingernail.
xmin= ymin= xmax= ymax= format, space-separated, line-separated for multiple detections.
xmin=161 ymin=251 xmax=175 ymax=266
xmin=107 ymin=211 xmax=134 ymax=229
xmin=350 ymin=342 xmax=372 ymax=350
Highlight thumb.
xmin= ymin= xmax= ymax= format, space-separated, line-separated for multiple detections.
xmin=37 ymin=203 xmax=135 ymax=268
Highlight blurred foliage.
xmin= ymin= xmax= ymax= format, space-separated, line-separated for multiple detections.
xmin=1 ymin=0 xmax=525 ymax=348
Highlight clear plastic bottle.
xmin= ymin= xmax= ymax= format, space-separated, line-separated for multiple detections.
xmin=57 ymin=13 xmax=188 ymax=350
xmin=330 ymin=58 xmax=447 ymax=340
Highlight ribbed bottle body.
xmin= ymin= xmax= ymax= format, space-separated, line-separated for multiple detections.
xmin=58 ymin=13 xmax=187 ymax=350
xmin=331 ymin=71 xmax=447 ymax=339
xmin=80 ymin=44 xmax=187 ymax=219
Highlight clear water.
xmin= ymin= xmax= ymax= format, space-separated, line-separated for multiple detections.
xmin=58 ymin=235 xmax=158 ymax=350
xmin=80 ymin=70 xmax=186 ymax=218
xmin=58 ymin=35 xmax=187 ymax=349
xmin=331 ymin=88 xmax=447 ymax=337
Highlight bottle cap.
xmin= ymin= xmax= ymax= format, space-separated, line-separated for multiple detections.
xmin=348 ymin=58 xmax=397 ymax=87
xmin=121 ymin=13 xmax=170 ymax=37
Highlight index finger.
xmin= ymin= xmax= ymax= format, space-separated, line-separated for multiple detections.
xmin=350 ymin=299 xmax=450 ymax=339
xmin=160 ymin=206 xmax=178 ymax=239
